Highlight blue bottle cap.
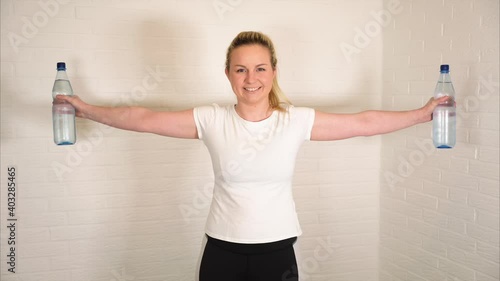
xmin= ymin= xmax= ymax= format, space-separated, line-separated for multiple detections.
xmin=57 ymin=62 xmax=66 ymax=71
xmin=440 ymin=64 xmax=449 ymax=72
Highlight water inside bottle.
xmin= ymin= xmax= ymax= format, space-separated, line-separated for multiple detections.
xmin=53 ymin=103 xmax=76 ymax=145
xmin=432 ymin=104 xmax=456 ymax=149
xmin=52 ymin=79 xmax=73 ymax=98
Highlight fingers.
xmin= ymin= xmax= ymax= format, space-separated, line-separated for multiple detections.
xmin=437 ymin=95 xmax=452 ymax=101
xmin=420 ymin=96 xmax=448 ymax=123
xmin=53 ymin=95 xmax=86 ymax=118
xmin=424 ymin=97 xmax=439 ymax=109
xmin=426 ymin=96 xmax=452 ymax=108
xmin=55 ymin=94 xmax=77 ymax=102
xmin=54 ymin=95 xmax=81 ymax=105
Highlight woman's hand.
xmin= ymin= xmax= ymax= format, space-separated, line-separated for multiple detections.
xmin=53 ymin=95 xmax=88 ymax=119
xmin=419 ymin=96 xmax=454 ymax=123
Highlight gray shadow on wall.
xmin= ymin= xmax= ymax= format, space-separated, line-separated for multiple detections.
xmin=114 ymin=21 xmax=212 ymax=281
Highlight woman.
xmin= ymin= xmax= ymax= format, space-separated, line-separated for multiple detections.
xmin=56 ymin=31 xmax=447 ymax=281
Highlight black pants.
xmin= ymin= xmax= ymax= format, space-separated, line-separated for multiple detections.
xmin=199 ymin=235 xmax=299 ymax=281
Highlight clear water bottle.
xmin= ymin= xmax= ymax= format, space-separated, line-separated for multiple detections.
xmin=432 ymin=64 xmax=456 ymax=149
xmin=52 ymin=62 xmax=76 ymax=145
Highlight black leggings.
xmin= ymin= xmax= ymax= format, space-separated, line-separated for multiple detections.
xmin=199 ymin=235 xmax=299 ymax=281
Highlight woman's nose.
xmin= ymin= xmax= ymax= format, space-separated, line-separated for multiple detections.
xmin=245 ymin=71 xmax=256 ymax=83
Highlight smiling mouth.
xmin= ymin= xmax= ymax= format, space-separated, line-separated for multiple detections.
xmin=244 ymin=87 xmax=262 ymax=92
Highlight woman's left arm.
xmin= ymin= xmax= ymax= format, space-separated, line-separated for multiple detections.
xmin=311 ymin=96 xmax=449 ymax=141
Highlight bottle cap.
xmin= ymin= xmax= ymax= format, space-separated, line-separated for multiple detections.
xmin=57 ymin=62 xmax=66 ymax=71
xmin=440 ymin=64 xmax=449 ymax=72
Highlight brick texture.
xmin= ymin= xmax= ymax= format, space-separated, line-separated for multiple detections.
xmin=1 ymin=0 xmax=498 ymax=281
xmin=380 ymin=1 xmax=499 ymax=281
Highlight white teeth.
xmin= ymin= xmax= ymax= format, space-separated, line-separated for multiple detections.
xmin=245 ymin=87 xmax=260 ymax=92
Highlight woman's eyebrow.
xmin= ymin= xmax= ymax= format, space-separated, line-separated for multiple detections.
xmin=234 ymin=63 xmax=269 ymax=68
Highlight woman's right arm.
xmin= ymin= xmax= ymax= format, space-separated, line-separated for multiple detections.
xmin=55 ymin=95 xmax=198 ymax=139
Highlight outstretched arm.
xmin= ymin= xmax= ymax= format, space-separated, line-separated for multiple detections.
xmin=311 ymin=97 xmax=448 ymax=141
xmin=55 ymin=95 xmax=198 ymax=139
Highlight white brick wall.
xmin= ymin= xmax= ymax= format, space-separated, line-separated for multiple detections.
xmin=381 ymin=1 xmax=499 ymax=281
xmin=1 ymin=0 xmax=497 ymax=281
xmin=1 ymin=0 xmax=384 ymax=281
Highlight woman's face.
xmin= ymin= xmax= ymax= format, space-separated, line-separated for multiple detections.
xmin=225 ymin=44 xmax=276 ymax=107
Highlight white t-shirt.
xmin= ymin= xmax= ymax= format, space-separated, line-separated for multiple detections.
xmin=193 ymin=104 xmax=315 ymax=243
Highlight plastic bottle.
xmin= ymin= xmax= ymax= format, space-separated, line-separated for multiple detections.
xmin=52 ymin=62 xmax=76 ymax=145
xmin=432 ymin=64 xmax=456 ymax=149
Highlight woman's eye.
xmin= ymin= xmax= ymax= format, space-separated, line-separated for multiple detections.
xmin=236 ymin=69 xmax=246 ymax=73
xmin=257 ymin=68 xmax=266 ymax=72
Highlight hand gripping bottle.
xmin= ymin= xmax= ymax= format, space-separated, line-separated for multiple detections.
xmin=432 ymin=64 xmax=456 ymax=149
xmin=52 ymin=62 xmax=76 ymax=145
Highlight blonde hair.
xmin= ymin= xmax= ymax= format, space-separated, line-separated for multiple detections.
xmin=225 ymin=31 xmax=291 ymax=111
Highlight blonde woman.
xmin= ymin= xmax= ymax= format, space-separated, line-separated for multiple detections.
xmin=56 ymin=31 xmax=447 ymax=280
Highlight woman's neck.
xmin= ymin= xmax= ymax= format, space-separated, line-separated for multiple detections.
xmin=234 ymin=102 xmax=273 ymax=122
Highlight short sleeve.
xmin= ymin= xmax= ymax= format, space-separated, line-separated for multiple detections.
xmin=193 ymin=104 xmax=220 ymax=140
xmin=290 ymin=106 xmax=316 ymax=141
